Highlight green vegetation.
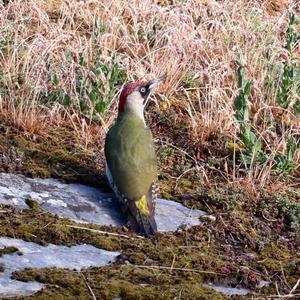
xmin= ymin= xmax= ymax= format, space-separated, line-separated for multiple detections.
xmin=234 ymin=65 xmax=262 ymax=164
xmin=0 ymin=246 xmax=19 ymax=257
xmin=46 ymin=48 xmax=125 ymax=120
xmin=277 ymin=12 xmax=300 ymax=113
xmin=234 ymin=65 xmax=298 ymax=175
xmin=0 ymin=193 xmax=299 ymax=300
xmin=264 ymin=192 xmax=300 ymax=230
xmin=0 ymin=124 xmax=106 ymax=187
xmin=199 ymin=186 xmax=243 ymax=210
xmin=274 ymin=136 xmax=298 ymax=174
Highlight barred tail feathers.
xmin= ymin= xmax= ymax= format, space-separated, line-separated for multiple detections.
xmin=128 ymin=210 xmax=157 ymax=236
xmin=127 ymin=190 xmax=157 ymax=236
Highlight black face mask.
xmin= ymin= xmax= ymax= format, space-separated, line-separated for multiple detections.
xmin=139 ymin=85 xmax=151 ymax=105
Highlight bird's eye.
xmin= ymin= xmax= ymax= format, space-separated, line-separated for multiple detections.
xmin=140 ymin=87 xmax=146 ymax=93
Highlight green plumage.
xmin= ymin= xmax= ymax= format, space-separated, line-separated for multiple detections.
xmin=105 ymin=111 xmax=157 ymax=235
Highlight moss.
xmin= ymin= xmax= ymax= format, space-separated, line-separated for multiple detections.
xmin=25 ymin=161 xmax=51 ymax=178
xmin=0 ymin=122 xmax=300 ymax=299
xmin=25 ymin=198 xmax=44 ymax=211
xmin=256 ymin=243 xmax=299 ymax=276
xmin=0 ymin=246 xmax=19 ymax=256
xmin=265 ymin=193 xmax=300 ymax=230
xmin=158 ymin=177 xmax=204 ymax=205
xmin=11 ymin=266 xmax=229 ymax=300
xmin=1 ymin=198 xmax=299 ymax=299
xmin=0 ymin=125 xmax=107 ymax=189
xmin=12 ymin=268 xmax=88 ymax=298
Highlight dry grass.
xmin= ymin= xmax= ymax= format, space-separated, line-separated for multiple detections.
xmin=0 ymin=0 xmax=299 ymax=184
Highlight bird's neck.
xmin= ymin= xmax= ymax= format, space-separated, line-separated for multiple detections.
xmin=118 ymin=106 xmax=146 ymax=127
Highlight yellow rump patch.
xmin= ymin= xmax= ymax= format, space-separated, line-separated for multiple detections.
xmin=135 ymin=195 xmax=150 ymax=216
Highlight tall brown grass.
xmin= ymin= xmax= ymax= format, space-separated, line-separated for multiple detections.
xmin=0 ymin=0 xmax=299 ymax=185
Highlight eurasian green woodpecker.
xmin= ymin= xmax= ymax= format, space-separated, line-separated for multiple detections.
xmin=104 ymin=75 xmax=166 ymax=236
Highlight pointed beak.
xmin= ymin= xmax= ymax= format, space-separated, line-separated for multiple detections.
xmin=147 ymin=75 xmax=167 ymax=90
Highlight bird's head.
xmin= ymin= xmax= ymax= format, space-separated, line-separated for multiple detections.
xmin=118 ymin=75 xmax=166 ymax=119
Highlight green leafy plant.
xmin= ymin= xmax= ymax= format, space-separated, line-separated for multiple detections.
xmin=44 ymin=60 xmax=70 ymax=106
xmin=0 ymin=32 xmax=13 ymax=56
xmin=234 ymin=65 xmax=264 ymax=164
xmin=277 ymin=63 xmax=296 ymax=109
xmin=233 ymin=65 xmax=298 ymax=174
xmin=76 ymin=49 xmax=125 ymax=118
xmin=277 ymin=12 xmax=300 ymax=113
xmin=0 ymin=31 xmax=14 ymax=98
xmin=270 ymin=193 xmax=300 ymax=230
xmin=45 ymin=49 xmax=125 ymax=120
xmin=274 ymin=137 xmax=297 ymax=174
xmin=285 ymin=12 xmax=297 ymax=52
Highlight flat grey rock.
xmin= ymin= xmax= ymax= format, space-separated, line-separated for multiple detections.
xmin=155 ymin=199 xmax=206 ymax=231
xmin=0 ymin=173 xmax=124 ymax=226
xmin=203 ymin=283 xmax=251 ymax=296
xmin=0 ymin=173 xmax=206 ymax=232
xmin=0 ymin=237 xmax=120 ymax=298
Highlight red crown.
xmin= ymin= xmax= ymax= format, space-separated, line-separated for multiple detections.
xmin=118 ymin=81 xmax=145 ymax=112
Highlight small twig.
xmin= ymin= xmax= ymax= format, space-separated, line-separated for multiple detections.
xmin=261 ymin=211 xmax=277 ymax=222
xmin=173 ymin=167 xmax=195 ymax=190
xmin=282 ymin=295 xmax=300 ymax=299
xmin=239 ymin=266 xmax=264 ymax=277
xmin=43 ymin=222 xmax=53 ymax=229
xmin=170 ymin=253 xmax=176 ymax=273
xmin=289 ymin=277 xmax=300 ymax=295
xmin=0 ymin=210 xmax=8 ymax=213
xmin=81 ymin=272 xmax=97 ymax=300
xmin=134 ymin=264 xmax=222 ymax=275
xmin=207 ymin=228 xmax=211 ymax=244
xmin=254 ymin=294 xmax=300 ymax=299
xmin=218 ymin=215 xmax=227 ymax=228
xmin=66 ymin=225 xmax=144 ymax=239
xmin=253 ymin=294 xmax=300 ymax=300
xmin=160 ymin=141 xmax=200 ymax=167
xmin=202 ymin=199 xmax=213 ymax=213
xmin=281 ymin=262 xmax=291 ymax=290
xmin=275 ymin=281 xmax=281 ymax=298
